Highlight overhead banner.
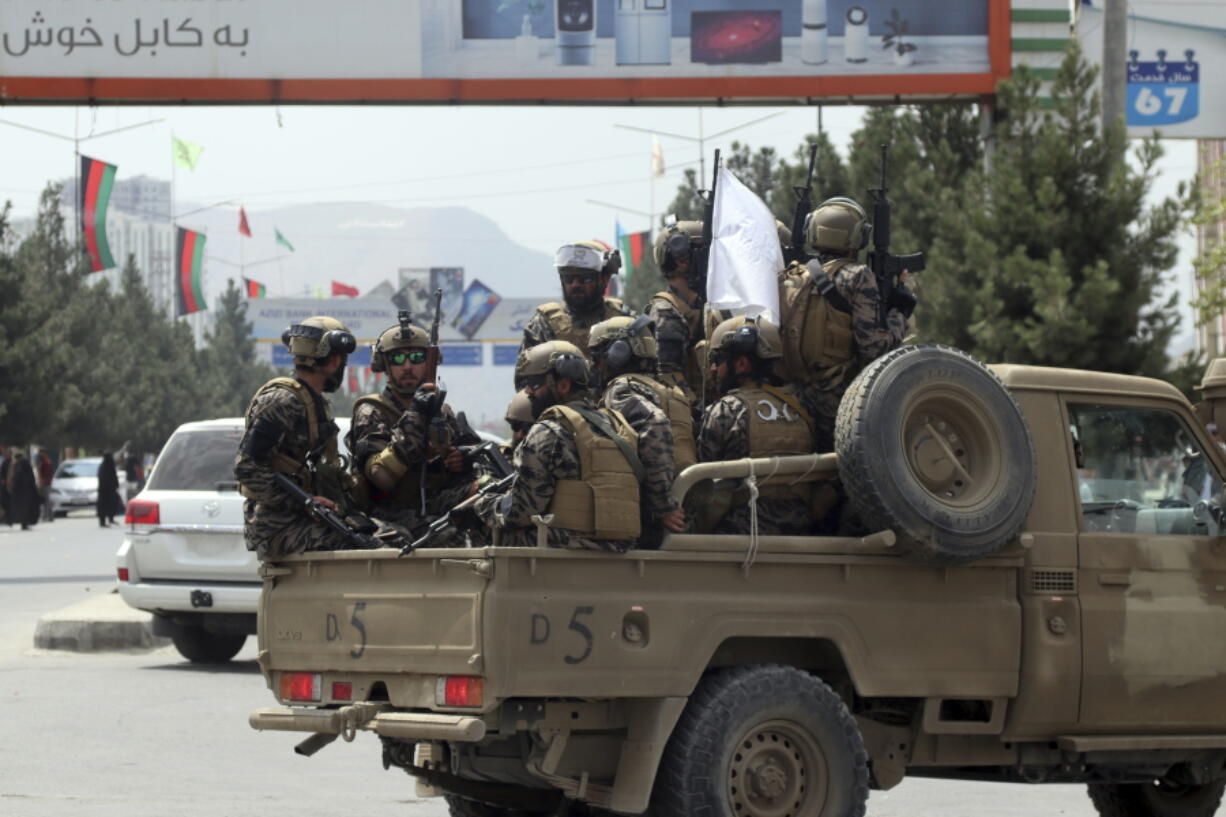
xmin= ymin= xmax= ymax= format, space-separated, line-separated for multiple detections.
xmin=0 ymin=0 xmax=1009 ymax=104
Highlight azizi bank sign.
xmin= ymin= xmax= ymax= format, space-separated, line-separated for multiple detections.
xmin=0 ymin=0 xmax=1011 ymax=105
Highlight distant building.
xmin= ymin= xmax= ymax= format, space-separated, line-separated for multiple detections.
xmin=58 ymin=174 xmax=171 ymax=222
xmin=1196 ymin=140 xmax=1226 ymax=356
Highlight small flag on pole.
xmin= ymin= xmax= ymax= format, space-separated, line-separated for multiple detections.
xmin=80 ymin=155 xmax=117 ymax=272
xmin=243 ymin=276 xmax=266 ymax=298
xmin=238 ymin=207 xmax=252 ymax=237
xmin=708 ymin=166 xmax=783 ymax=324
xmin=616 ymin=221 xmax=650 ymax=283
xmin=651 ymin=135 xmax=665 ymax=177
xmin=332 ymin=280 xmax=359 ymax=298
xmin=171 ymin=137 xmax=204 ymax=171
xmin=275 ymin=228 xmax=295 ymax=252
xmin=174 ymin=227 xmax=207 ymax=316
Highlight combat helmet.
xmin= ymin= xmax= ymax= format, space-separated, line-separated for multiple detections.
xmin=652 ymin=219 xmax=704 ymax=272
xmin=708 ymin=315 xmax=784 ymax=362
xmin=555 ymin=240 xmax=622 ymax=277
xmin=518 ymin=340 xmax=592 ymax=388
xmin=803 ymin=197 xmax=872 ymax=256
xmin=370 ymin=316 xmax=431 ymax=374
xmin=588 ymin=315 xmax=657 ymax=370
xmin=505 ymin=390 xmax=534 ymax=427
xmin=281 ymin=316 xmax=356 ymax=366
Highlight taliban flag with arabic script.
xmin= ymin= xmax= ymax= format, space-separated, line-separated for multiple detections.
xmin=174 ymin=227 xmax=207 ymax=316
xmin=80 ymin=155 xmax=117 ymax=272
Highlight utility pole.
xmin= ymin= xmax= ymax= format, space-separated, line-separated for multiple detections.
xmin=1102 ymin=0 xmax=1128 ymax=131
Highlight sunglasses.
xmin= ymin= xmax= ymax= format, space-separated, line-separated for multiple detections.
xmin=389 ymin=349 xmax=428 ymax=366
xmin=560 ymin=272 xmax=598 ymax=285
xmin=520 ymin=375 xmax=548 ymax=390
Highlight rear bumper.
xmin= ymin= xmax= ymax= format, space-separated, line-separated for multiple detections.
xmin=250 ymin=706 xmax=487 ymax=742
xmin=118 ymin=579 xmax=261 ymax=616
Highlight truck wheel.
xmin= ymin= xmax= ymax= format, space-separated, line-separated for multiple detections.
xmin=170 ymin=625 xmax=246 ymax=663
xmin=444 ymin=795 xmax=548 ymax=817
xmin=835 ymin=344 xmax=1037 ymax=563
xmin=1088 ymin=780 xmax=1226 ymax=817
xmin=653 ymin=665 xmax=868 ymax=817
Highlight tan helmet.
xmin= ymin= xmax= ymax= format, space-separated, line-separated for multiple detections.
xmin=519 ymin=340 xmax=591 ymax=387
xmin=803 ymin=197 xmax=872 ymax=256
xmin=505 ymin=390 xmax=535 ymax=425
xmin=652 ymin=219 xmax=703 ymax=271
xmin=588 ymin=315 xmax=658 ymax=368
xmin=709 ymin=315 xmax=783 ymax=361
xmin=281 ymin=316 xmax=356 ymax=363
xmin=370 ymin=321 xmax=430 ymax=374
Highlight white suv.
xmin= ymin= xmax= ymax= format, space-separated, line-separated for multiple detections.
xmin=117 ymin=417 xmax=349 ymax=663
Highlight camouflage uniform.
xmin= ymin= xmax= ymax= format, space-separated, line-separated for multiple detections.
xmin=348 ymin=387 xmax=471 ymax=537
xmin=784 ymin=257 xmax=908 ymax=452
xmin=519 ymin=299 xmax=630 ymax=360
xmin=235 ymin=377 xmax=350 ymax=559
xmin=698 ymin=382 xmax=815 ymax=536
xmin=474 ymin=397 xmax=637 ymax=552
xmin=602 ymin=376 xmax=681 ymax=533
xmin=644 ymin=289 xmax=704 ymax=400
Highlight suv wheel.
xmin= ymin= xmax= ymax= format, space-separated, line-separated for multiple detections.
xmin=1088 ymin=779 xmax=1226 ymax=817
xmin=170 ymin=625 xmax=246 ymax=663
xmin=653 ymin=665 xmax=868 ymax=817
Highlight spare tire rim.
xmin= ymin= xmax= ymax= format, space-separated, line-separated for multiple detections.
xmin=726 ymin=719 xmax=826 ymax=817
xmin=901 ymin=386 xmax=1003 ymax=510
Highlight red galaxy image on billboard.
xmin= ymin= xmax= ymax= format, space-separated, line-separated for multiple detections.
xmin=691 ymin=11 xmax=783 ymax=65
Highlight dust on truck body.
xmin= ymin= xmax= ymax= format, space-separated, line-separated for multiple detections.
xmin=250 ymin=349 xmax=1226 ymax=817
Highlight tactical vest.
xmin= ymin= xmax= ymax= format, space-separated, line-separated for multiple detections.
xmin=540 ymin=403 xmax=642 ymax=541
xmin=653 ymin=291 xmax=708 ymax=396
xmin=736 ymin=383 xmax=814 ymax=500
xmin=778 ymin=259 xmax=855 ymax=384
xmin=353 ymin=392 xmax=448 ymax=507
xmin=242 ymin=377 xmax=338 ymax=498
xmin=617 ymin=372 xmax=697 ymax=472
xmin=538 ymin=299 xmax=626 ymax=355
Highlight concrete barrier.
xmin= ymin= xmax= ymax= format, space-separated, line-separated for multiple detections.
xmin=34 ymin=591 xmax=170 ymax=651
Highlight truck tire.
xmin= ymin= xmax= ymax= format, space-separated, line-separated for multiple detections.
xmin=170 ymin=625 xmax=246 ymax=663
xmin=835 ymin=344 xmax=1037 ymax=563
xmin=1088 ymin=780 xmax=1226 ymax=817
xmin=444 ymin=795 xmax=549 ymax=817
xmin=653 ymin=664 xmax=868 ymax=817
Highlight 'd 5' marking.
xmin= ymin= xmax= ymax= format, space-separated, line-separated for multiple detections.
xmin=528 ymin=606 xmax=595 ymax=665
xmin=325 ymin=601 xmax=368 ymax=659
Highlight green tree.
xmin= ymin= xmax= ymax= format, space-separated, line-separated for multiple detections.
xmin=201 ymin=278 xmax=275 ymax=417
xmin=1190 ymin=155 xmax=1225 ymax=330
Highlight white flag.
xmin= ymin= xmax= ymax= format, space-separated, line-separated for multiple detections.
xmin=707 ymin=167 xmax=783 ymax=324
xmin=651 ymin=135 xmax=665 ymax=177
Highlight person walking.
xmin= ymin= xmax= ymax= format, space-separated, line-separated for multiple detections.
xmin=36 ymin=450 xmax=55 ymax=522
xmin=7 ymin=452 xmax=41 ymax=531
xmin=96 ymin=451 xmax=124 ymax=527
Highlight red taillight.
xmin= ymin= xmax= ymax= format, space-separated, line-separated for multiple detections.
xmin=117 ymin=568 xmax=130 ymax=582
xmin=125 ymin=500 xmax=159 ymax=527
xmin=331 ymin=682 xmax=353 ymax=701
xmin=438 ymin=676 xmax=484 ymax=707
xmin=279 ymin=672 xmax=322 ymax=702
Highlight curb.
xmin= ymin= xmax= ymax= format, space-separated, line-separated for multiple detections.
xmin=34 ymin=591 xmax=170 ymax=652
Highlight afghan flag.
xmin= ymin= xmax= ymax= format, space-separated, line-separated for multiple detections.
xmin=80 ymin=155 xmax=117 ymax=272
xmin=616 ymin=222 xmax=649 ymax=282
xmin=174 ymin=227 xmax=207 ymax=316
xmin=243 ymin=276 xmax=266 ymax=298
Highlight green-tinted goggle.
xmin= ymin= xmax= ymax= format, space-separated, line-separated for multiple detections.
xmin=389 ymin=349 xmax=428 ymax=366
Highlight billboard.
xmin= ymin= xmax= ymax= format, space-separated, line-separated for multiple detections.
xmin=1078 ymin=2 xmax=1226 ymax=139
xmin=0 ymin=0 xmax=1010 ymax=104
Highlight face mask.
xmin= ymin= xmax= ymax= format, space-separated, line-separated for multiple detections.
xmin=323 ymin=359 xmax=347 ymax=393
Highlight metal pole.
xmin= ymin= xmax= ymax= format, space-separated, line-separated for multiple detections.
xmin=1102 ymin=0 xmax=1128 ymax=131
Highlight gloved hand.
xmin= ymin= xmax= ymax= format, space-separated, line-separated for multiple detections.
xmin=411 ymin=385 xmax=445 ymax=418
xmin=888 ymin=286 xmax=918 ymax=319
xmin=449 ymin=503 xmax=481 ymax=531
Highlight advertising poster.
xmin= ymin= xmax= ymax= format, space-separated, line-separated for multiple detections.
xmin=394 ymin=268 xmax=435 ymax=320
xmin=430 ymin=267 xmax=466 ymax=323
xmin=453 ymin=279 xmax=503 ymax=340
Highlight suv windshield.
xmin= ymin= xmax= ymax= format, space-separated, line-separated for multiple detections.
xmin=147 ymin=428 xmax=244 ymax=491
xmin=56 ymin=460 xmax=98 ymax=478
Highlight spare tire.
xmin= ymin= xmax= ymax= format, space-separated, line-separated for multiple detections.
xmin=835 ymin=344 xmax=1036 ymax=563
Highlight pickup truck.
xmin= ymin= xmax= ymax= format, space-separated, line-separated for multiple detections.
xmin=249 ymin=346 xmax=1226 ymax=817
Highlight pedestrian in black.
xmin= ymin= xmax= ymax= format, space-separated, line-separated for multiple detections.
xmin=96 ymin=451 xmax=124 ymax=527
xmin=7 ymin=452 xmax=41 ymax=531
xmin=0 ymin=446 xmax=11 ymax=526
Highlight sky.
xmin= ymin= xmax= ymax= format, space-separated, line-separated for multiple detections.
xmin=0 ymin=103 xmax=1201 ymax=352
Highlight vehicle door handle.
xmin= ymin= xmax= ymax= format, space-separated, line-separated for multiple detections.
xmin=1098 ymin=573 xmax=1132 ymax=587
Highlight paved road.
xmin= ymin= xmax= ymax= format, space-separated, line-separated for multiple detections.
xmin=0 ymin=516 xmax=1102 ymax=817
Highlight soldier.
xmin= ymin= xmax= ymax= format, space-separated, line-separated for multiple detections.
xmin=504 ymin=390 xmax=534 ymax=456
xmin=779 ymin=196 xmax=915 ymax=451
xmin=588 ymin=315 xmax=688 ymax=541
xmin=699 ymin=315 xmax=815 ymax=536
xmin=348 ymin=319 xmax=473 ymax=538
xmin=235 ymin=316 xmax=359 ymax=559
xmin=519 ymin=240 xmax=630 ymax=358
xmin=644 ymin=220 xmax=707 ymax=401
xmin=463 ymin=341 xmax=645 ymax=551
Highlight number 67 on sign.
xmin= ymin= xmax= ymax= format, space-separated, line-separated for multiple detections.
xmin=1127 ymin=50 xmax=1199 ymax=127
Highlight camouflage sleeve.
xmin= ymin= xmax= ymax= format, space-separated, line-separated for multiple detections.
xmin=234 ymin=388 xmax=306 ymax=505
xmin=698 ymin=396 xmax=750 ymax=463
xmin=839 ymin=264 xmax=908 ymax=369
xmin=518 ymin=309 xmax=553 ymax=357
xmin=604 ymin=382 xmax=679 ymax=517
xmin=644 ymin=298 xmax=689 ymax=374
xmin=474 ymin=419 xmax=567 ymax=529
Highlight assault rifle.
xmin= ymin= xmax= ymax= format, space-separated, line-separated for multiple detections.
xmin=399 ymin=470 xmax=517 ymax=555
xmin=423 ymin=287 xmax=444 ymax=387
xmin=273 ymin=472 xmax=383 ymax=550
xmin=867 ymin=144 xmax=926 ymax=325
xmin=788 ymin=142 xmax=820 ymax=264
xmin=691 ymin=149 xmax=721 ymax=296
